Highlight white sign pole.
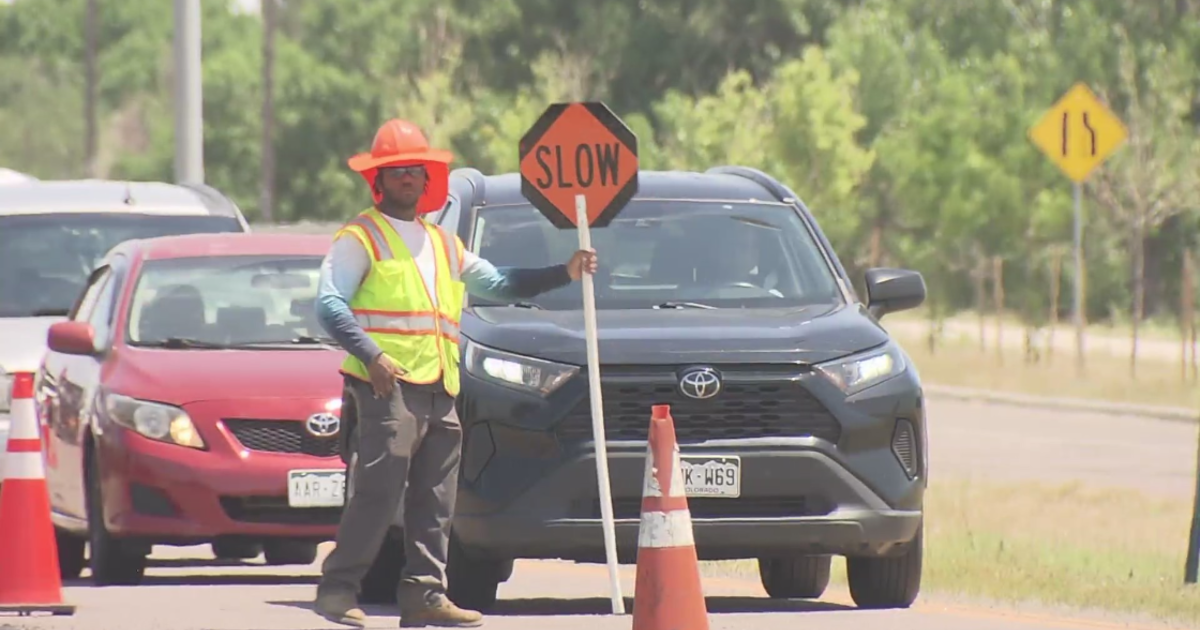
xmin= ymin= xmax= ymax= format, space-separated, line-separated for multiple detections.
xmin=575 ymin=193 xmax=625 ymax=615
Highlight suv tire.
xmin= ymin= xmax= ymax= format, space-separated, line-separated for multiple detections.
xmin=445 ymin=534 xmax=506 ymax=612
xmin=846 ymin=523 xmax=923 ymax=609
xmin=758 ymin=555 xmax=831 ymax=599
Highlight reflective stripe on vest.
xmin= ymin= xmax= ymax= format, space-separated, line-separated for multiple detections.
xmin=335 ymin=208 xmax=466 ymax=396
xmin=353 ymin=309 xmax=461 ymax=343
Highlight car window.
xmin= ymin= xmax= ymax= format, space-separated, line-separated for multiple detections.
xmin=468 ymin=199 xmax=844 ymax=310
xmin=87 ymin=260 xmax=125 ymax=349
xmin=434 ymin=193 xmax=462 ymax=230
xmin=0 ymin=212 xmax=245 ymax=318
xmin=72 ymin=266 xmax=112 ymax=324
xmin=124 ymin=254 xmax=326 ymax=347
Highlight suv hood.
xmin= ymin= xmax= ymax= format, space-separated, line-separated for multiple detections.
xmin=104 ymin=346 xmax=347 ymax=406
xmin=0 ymin=316 xmax=64 ymax=373
xmin=461 ymin=303 xmax=889 ymax=366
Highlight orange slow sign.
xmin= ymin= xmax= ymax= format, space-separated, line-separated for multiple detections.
xmin=518 ymin=102 xmax=640 ymax=229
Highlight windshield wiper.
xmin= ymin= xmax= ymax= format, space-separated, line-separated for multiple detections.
xmin=32 ymin=308 xmax=71 ymax=316
xmin=149 ymin=337 xmax=231 ymax=349
xmin=215 ymin=336 xmax=341 ymax=348
xmin=507 ymin=302 xmax=543 ymax=309
xmin=290 ymin=335 xmax=339 ymax=345
xmin=653 ymin=301 xmax=717 ymax=310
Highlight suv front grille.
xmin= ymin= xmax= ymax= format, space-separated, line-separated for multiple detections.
xmin=555 ymin=366 xmax=841 ymax=444
xmin=223 ymin=419 xmax=341 ymax=458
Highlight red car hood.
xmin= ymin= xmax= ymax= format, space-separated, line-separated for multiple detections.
xmin=104 ymin=346 xmax=349 ymax=406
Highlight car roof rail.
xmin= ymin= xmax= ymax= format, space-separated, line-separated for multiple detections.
xmin=704 ymin=165 xmax=799 ymax=206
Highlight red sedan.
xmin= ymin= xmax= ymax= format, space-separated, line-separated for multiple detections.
xmin=36 ymin=232 xmax=348 ymax=585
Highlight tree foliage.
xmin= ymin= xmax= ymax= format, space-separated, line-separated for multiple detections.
xmin=1 ymin=0 xmax=1198 ymax=329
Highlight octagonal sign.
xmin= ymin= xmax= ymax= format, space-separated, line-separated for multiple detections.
xmin=519 ymin=102 xmax=639 ymax=229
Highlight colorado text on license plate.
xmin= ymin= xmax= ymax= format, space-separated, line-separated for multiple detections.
xmin=680 ymin=455 xmax=741 ymax=498
xmin=288 ymin=469 xmax=346 ymax=508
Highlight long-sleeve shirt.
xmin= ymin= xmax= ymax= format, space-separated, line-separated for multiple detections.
xmin=315 ymin=214 xmax=572 ymax=367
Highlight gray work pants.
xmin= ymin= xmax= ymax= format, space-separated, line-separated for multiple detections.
xmin=318 ymin=376 xmax=461 ymax=605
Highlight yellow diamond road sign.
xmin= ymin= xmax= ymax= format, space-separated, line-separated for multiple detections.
xmin=1029 ymin=82 xmax=1128 ymax=183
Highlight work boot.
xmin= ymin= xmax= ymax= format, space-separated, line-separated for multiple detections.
xmin=398 ymin=591 xmax=483 ymax=628
xmin=313 ymin=587 xmax=367 ymax=628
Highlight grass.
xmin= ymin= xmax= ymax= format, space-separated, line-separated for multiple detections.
xmin=885 ymin=323 xmax=1200 ymax=411
xmin=698 ymin=478 xmax=1200 ymax=626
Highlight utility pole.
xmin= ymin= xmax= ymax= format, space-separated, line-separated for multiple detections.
xmin=173 ymin=0 xmax=203 ymax=184
xmin=84 ymin=0 xmax=98 ymax=177
xmin=259 ymin=0 xmax=277 ymax=222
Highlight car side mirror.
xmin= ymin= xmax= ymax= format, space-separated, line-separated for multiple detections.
xmin=864 ymin=268 xmax=926 ymax=320
xmin=47 ymin=322 xmax=98 ymax=356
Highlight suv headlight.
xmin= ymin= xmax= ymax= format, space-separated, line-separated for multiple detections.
xmin=0 ymin=369 xmax=12 ymax=414
xmin=99 ymin=390 xmax=206 ymax=450
xmin=815 ymin=341 xmax=907 ymax=396
xmin=463 ymin=339 xmax=578 ymax=396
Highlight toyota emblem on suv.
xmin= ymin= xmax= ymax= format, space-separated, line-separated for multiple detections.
xmin=305 ymin=412 xmax=340 ymax=438
xmin=678 ymin=367 xmax=721 ymax=400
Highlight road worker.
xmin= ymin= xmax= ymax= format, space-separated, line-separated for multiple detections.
xmin=311 ymin=119 xmax=597 ymax=628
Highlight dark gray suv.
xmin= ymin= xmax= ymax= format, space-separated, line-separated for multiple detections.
xmin=341 ymin=165 xmax=928 ymax=612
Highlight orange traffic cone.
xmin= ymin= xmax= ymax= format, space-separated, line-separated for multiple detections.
xmin=631 ymin=404 xmax=709 ymax=630
xmin=0 ymin=372 xmax=75 ymax=616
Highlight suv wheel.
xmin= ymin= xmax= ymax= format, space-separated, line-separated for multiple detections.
xmin=846 ymin=524 xmax=923 ymax=609
xmin=758 ymin=555 xmax=831 ymax=599
xmin=86 ymin=453 xmax=148 ymax=585
xmin=56 ymin=528 xmax=87 ymax=579
xmin=445 ymin=534 xmax=506 ymax=612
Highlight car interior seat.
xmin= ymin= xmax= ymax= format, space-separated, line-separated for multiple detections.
xmin=138 ymin=284 xmax=208 ymax=343
xmin=291 ymin=298 xmax=322 ymax=337
xmin=647 ymin=232 xmax=696 ymax=287
xmin=215 ymin=306 xmax=273 ymax=344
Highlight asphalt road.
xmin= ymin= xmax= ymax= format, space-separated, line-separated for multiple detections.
xmin=4 ymin=396 xmax=1196 ymax=630
xmin=5 ymin=543 xmax=1187 ymax=630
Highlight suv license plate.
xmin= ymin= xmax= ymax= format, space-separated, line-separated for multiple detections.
xmin=680 ymin=455 xmax=741 ymax=498
xmin=288 ymin=469 xmax=346 ymax=508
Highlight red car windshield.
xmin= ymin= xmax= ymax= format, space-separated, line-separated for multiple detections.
xmin=0 ymin=213 xmax=244 ymax=318
xmin=124 ymin=254 xmax=329 ymax=348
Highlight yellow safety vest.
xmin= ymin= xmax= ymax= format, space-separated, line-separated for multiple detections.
xmin=335 ymin=207 xmax=466 ymax=397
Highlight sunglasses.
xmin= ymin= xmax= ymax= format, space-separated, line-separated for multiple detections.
xmin=380 ymin=165 xmax=426 ymax=177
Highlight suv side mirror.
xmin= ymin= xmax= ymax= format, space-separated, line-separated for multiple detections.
xmin=47 ymin=322 xmax=98 ymax=356
xmin=864 ymin=268 xmax=926 ymax=320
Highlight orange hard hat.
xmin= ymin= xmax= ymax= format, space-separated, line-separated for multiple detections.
xmin=348 ymin=119 xmax=455 ymax=215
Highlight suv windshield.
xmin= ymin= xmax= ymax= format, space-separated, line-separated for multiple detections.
xmin=0 ymin=213 xmax=244 ymax=318
xmin=126 ymin=255 xmax=330 ymax=348
xmin=468 ymin=199 xmax=843 ymax=310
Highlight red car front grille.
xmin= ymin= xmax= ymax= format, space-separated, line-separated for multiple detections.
xmin=222 ymin=419 xmax=340 ymax=458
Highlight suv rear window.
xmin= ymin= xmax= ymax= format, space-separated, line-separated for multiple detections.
xmin=468 ymin=199 xmax=844 ymax=310
xmin=0 ymin=213 xmax=245 ymax=318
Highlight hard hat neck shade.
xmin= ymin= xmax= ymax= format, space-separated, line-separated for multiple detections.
xmin=360 ymin=160 xmax=449 ymax=215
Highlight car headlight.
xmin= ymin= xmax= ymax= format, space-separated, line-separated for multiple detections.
xmin=99 ymin=390 xmax=205 ymax=450
xmin=0 ymin=369 xmax=12 ymax=414
xmin=463 ymin=339 xmax=578 ymax=396
xmin=814 ymin=342 xmax=907 ymax=396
